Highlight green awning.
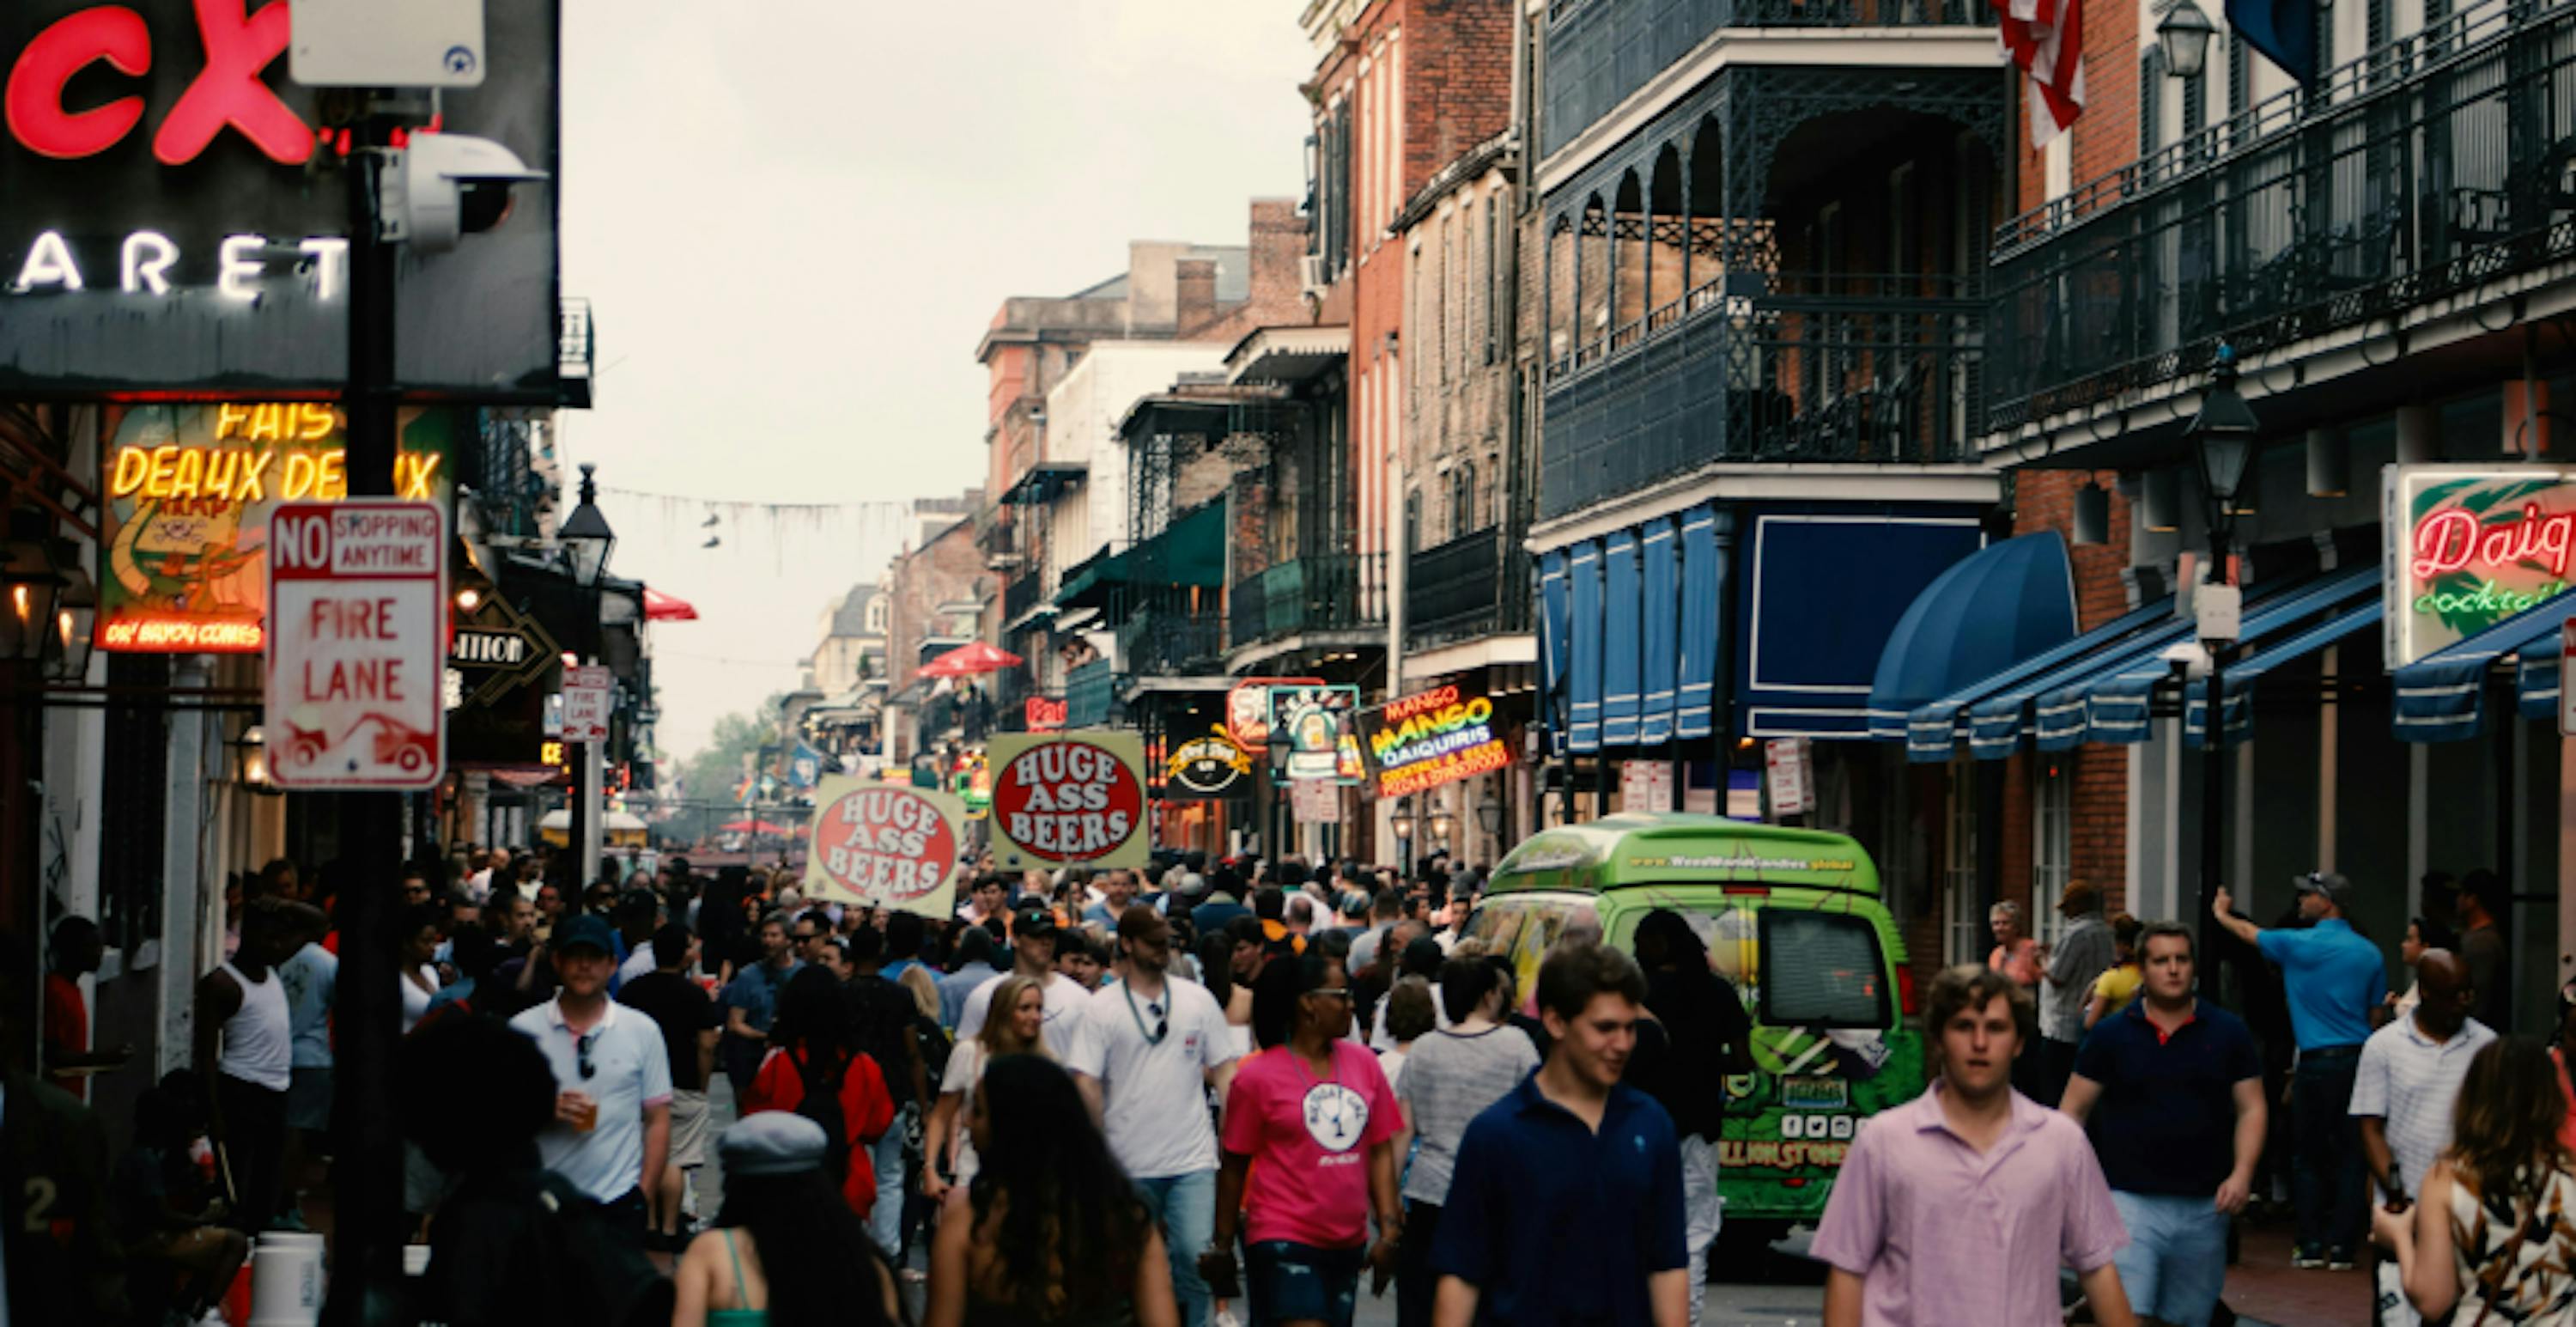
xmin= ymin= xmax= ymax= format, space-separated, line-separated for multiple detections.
xmin=1132 ymin=501 xmax=1226 ymax=589
xmin=1054 ymin=549 xmax=1130 ymax=610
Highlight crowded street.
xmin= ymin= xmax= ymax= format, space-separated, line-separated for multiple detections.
xmin=8 ymin=0 xmax=2576 ymax=1325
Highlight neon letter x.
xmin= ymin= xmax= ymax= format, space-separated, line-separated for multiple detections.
xmin=153 ymin=0 xmax=310 ymax=166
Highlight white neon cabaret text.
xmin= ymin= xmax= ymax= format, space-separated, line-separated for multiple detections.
xmin=7 ymin=228 xmax=349 ymax=299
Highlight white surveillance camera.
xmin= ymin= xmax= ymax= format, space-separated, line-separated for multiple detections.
xmin=384 ymin=133 xmax=548 ymax=253
xmin=2161 ymin=641 xmax=2213 ymax=679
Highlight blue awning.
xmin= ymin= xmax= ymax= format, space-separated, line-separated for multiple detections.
xmin=1866 ymin=532 xmax=2076 ymax=741
xmin=2394 ymin=587 xmax=2576 ymax=743
xmin=1540 ymin=551 xmax=1571 ymax=758
xmin=1905 ymin=598 xmax=2177 ymax=762
xmin=1569 ymin=540 xmax=1602 ymax=753
xmin=1640 ymin=517 xmax=1678 ymax=746
xmin=1603 ymin=531 xmax=1642 ymax=746
xmin=2082 ymin=565 xmax=2381 ymax=745
xmin=2184 ymin=599 xmax=2384 ymax=747
xmin=1677 ymin=506 xmax=1718 ymax=740
xmin=1737 ymin=510 xmax=1985 ymax=740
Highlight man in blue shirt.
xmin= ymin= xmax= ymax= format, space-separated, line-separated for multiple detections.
xmin=1431 ymin=942 xmax=1688 ymax=1326
xmin=2215 ymin=871 xmax=2386 ymax=1269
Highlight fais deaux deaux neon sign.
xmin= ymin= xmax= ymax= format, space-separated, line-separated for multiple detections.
xmin=2385 ymin=465 xmax=2576 ymax=669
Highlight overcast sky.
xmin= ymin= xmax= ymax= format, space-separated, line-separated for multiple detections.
xmin=557 ymin=3 xmax=1316 ymax=772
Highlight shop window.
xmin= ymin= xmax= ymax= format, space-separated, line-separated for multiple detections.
xmin=1943 ymin=756 xmax=1980 ymax=965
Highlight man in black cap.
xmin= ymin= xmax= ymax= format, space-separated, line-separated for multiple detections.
xmin=507 ymin=915 xmax=672 ymax=1241
xmin=952 ymin=900 xmax=1094 ymax=1059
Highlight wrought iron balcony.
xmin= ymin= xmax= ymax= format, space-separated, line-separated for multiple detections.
xmin=1983 ymin=0 xmax=2576 ymax=435
xmin=1406 ymin=527 xmax=1534 ymax=649
xmin=1541 ymin=271 xmax=1983 ymax=519
xmin=1066 ymin=659 xmax=1116 ymax=728
xmin=1120 ymin=606 xmax=1226 ymax=677
xmin=1000 ymin=567 xmax=1049 ymax=626
xmin=1542 ymin=0 xmax=1991 ymax=157
xmin=1228 ymin=553 xmax=1390 ymax=650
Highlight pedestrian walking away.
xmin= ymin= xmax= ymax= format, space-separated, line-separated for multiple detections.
xmin=2060 ymin=921 xmax=2265 ymax=1327
xmin=507 ymin=914 xmax=675 ymax=1239
xmin=1812 ymin=964 xmax=2136 ymax=1327
xmin=618 ymin=922 xmax=723 ymax=1252
xmin=741 ymin=965 xmax=898 ymax=1219
xmin=2038 ymin=880 xmax=2117 ymax=1107
xmin=674 ymin=1112 xmax=903 ymax=1327
xmin=1630 ymin=908 xmax=1755 ymax=1326
xmin=1068 ymin=904 xmax=1242 ymax=1327
xmin=1428 ymin=942 xmax=1686 ymax=1327
xmin=2372 ymin=1036 xmax=2576 ymax=1324
xmin=2215 ymin=872 xmax=2388 ymax=1269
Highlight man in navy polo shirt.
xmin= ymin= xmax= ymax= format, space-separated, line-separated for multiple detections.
xmin=1430 ymin=942 xmax=1689 ymax=1327
xmin=2215 ymin=872 xmax=2385 ymax=1269
xmin=2063 ymin=921 xmax=2265 ymax=1327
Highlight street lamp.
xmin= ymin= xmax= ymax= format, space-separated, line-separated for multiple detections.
xmin=1475 ymin=790 xmax=1504 ymax=836
xmin=49 ymin=549 xmax=95 ymax=684
xmin=2157 ymin=2 xmax=2218 ymax=79
xmin=560 ymin=464 xmax=617 ymax=589
xmin=1430 ymin=808 xmax=1459 ymax=846
xmin=1390 ymin=797 xmax=1418 ymax=867
xmin=2185 ymin=344 xmax=2259 ymax=987
xmin=558 ymin=463 xmax=616 ymax=891
xmin=0 ymin=514 xmax=64 ymax=664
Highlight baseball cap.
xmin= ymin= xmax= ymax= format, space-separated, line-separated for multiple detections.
xmin=554 ymin=915 xmax=617 ymax=956
xmin=719 ymin=1113 xmax=829 ymax=1178
xmin=1013 ymin=900 xmax=1059 ymax=938
xmin=2293 ymin=871 xmax=2353 ymax=909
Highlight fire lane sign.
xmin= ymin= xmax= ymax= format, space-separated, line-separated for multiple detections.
xmin=560 ymin=664 xmax=611 ymax=743
xmin=264 ymin=501 xmax=446 ymax=789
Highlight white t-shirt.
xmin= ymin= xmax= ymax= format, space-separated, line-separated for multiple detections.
xmin=938 ymin=1038 xmax=996 ymax=1184
xmin=1378 ymin=1047 xmax=1409 ymax=1096
xmin=616 ymin=942 xmax=657 ymax=991
xmin=399 ymin=965 xmax=440 ymax=1034
xmin=955 ymin=971 xmax=1093 ymax=1060
xmin=1066 ymin=977 xmax=1238 ymax=1180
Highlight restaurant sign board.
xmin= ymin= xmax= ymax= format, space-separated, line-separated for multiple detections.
xmin=2383 ymin=465 xmax=2576 ymax=668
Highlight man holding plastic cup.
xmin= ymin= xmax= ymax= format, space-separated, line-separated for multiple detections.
xmin=508 ymin=914 xmax=671 ymax=1243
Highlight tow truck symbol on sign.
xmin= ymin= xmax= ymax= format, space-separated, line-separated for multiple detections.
xmin=281 ymin=707 xmax=437 ymax=777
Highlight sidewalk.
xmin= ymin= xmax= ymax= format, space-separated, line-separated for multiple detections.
xmin=2221 ymin=1213 xmax=2372 ymax=1327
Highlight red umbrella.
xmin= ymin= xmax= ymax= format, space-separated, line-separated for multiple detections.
xmin=644 ymin=587 xmax=700 ymax=622
xmin=918 ymin=641 xmax=1024 ymax=678
xmin=720 ymin=818 xmax=791 ymax=834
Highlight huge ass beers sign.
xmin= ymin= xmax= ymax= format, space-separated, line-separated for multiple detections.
xmin=802 ymin=775 xmax=965 ymax=919
xmin=986 ymin=731 xmax=1149 ymax=872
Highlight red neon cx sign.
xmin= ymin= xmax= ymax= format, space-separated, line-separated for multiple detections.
xmin=3 ymin=0 xmax=311 ymax=166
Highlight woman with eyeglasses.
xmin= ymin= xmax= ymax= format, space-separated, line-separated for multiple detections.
xmin=1206 ymin=950 xmax=1404 ymax=1327
xmin=924 ymin=973 xmax=1049 ymax=1201
xmin=741 ymin=966 xmax=896 ymax=1220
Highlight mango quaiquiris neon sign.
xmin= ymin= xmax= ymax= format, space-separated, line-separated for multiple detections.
xmin=106 ymin=404 xmax=443 ymax=503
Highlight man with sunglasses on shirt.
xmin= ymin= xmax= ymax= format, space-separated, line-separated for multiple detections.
xmin=507 ymin=914 xmax=672 ymax=1244
xmin=1068 ymin=904 xmax=1242 ymax=1327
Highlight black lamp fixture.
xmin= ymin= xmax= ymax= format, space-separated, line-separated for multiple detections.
xmin=2157 ymin=2 xmax=2218 ymax=79
xmin=49 ymin=544 xmax=95 ymax=683
xmin=0 ymin=512 xmax=65 ymax=664
xmin=2189 ymin=346 xmax=2262 ymax=518
xmin=1430 ymin=807 xmax=1459 ymax=844
xmin=559 ymin=463 xmax=617 ymax=590
xmin=1389 ymin=797 xmax=1418 ymax=843
xmin=1475 ymin=789 xmax=1504 ymax=835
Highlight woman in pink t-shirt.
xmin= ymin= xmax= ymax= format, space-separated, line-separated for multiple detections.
xmin=1205 ymin=952 xmax=1403 ymax=1327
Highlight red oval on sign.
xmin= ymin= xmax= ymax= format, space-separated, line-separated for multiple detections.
xmin=812 ymin=786 xmax=958 ymax=904
xmin=991 ymin=739 xmax=1144 ymax=863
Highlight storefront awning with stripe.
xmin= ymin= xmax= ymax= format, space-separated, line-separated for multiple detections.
xmin=2182 ymin=598 xmax=2385 ymax=747
xmin=2393 ymin=588 xmax=2576 ymax=742
xmin=2082 ymin=565 xmax=2381 ymax=745
xmin=1865 ymin=532 xmax=2077 ymax=741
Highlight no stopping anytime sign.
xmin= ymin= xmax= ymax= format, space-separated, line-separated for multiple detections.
xmin=264 ymin=500 xmax=446 ymax=789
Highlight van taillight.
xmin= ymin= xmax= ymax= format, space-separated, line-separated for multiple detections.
xmin=1897 ymin=965 xmax=1918 ymax=1015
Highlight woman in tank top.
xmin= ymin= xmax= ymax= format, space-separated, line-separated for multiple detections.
xmin=2374 ymin=1035 xmax=2576 ymax=1324
xmin=672 ymin=1113 xmax=899 ymax=1327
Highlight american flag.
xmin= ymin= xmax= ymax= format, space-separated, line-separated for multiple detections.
xmin=1998 ymin=0 xmax=2086 ymax=146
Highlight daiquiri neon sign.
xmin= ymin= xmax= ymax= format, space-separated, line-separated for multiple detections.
xmin=1359 ymin=684 xmax=1515 ymax=800
xmin=2385 ymin=466 xmax=2576 ymax=667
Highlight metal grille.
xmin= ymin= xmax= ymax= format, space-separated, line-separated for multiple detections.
xmin=1406 ymin=527 xmax=1535 ymax=648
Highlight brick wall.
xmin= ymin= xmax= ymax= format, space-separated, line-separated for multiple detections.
xmin=1185 ymin=200 xmax=1314 ymax=347
xmin=2013 ymin=469 xmax=2142 ymax=911
xmin=2010 ymin=0 xmax=2143 ymax=216
xmin=885 ymin=510 xmax=991 ymax=696
xmin=1400 ymin=165 xmax=1515 ymax=539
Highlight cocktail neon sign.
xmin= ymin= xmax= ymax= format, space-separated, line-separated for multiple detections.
xmin=1359 ymin=684 xmax=1514 ymax=799
xmin=2384 ymin=465 xmax=2576 ymax=668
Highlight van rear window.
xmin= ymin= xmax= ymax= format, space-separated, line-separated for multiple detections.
xmin=1759 ymin=910 xmax=1890 ymax=1029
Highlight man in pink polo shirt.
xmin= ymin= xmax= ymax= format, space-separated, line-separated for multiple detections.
xmin=1814 ymin=965 xmax=2136 ymax=1327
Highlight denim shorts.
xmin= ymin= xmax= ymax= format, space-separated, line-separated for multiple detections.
xmin=1244 ymin=1240 xmax=1363 ymax=1327
xmin=2111 ymin=1190 xmax=2229 ymax=1327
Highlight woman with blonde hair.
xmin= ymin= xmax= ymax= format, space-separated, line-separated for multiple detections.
xmin=2373 ymin=1036 xmax=2576 ymax=1323
xmin=922 ymin=972 xmax=1049 ymax=1199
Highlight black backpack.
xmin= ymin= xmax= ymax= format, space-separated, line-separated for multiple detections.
xmin=793 ymin=1048 xmax=854 ymax=1187
xmin=533 ymin=1172 xmax=674 ymax=1327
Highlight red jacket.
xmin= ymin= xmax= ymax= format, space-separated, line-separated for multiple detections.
xmin=743 ymin=1046 xmax=896 ymax=1214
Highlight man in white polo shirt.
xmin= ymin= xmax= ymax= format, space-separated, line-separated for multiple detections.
xmin=1070 ymin=905 xmax=1240 ymax=1327
xmin=2355 ymin=949 xmax=2494 ymax=1209
xmin=955 ymin=903 xmax=1093 ymax=1059
xmin=509 ymin=915 xmax=671 ymax=1242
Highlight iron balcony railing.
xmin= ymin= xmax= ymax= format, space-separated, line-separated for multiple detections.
xmin=1406 ymin=527 xmax=1535 ymax=648
xmin=1066 ymin=660 xmax=1116 ymax=728
xmin=1542 ymin=0 xmax=1991 ymax=156
xmin=1984 ymin=0 xmax=2576 ymax=435
xmin=1541 ymin=271 xmax=1984 ymax=519
xmin=1120 ymin=606 xmax=1226 ymax=677
xmin=1228 ymin=553 xmax=1390 ymax=648
xmin=1000 ymin=567 xmax=1048 ymax=624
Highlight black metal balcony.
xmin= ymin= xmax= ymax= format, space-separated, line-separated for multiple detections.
xmin=1542 ymin=0 xmax=1991 ymax=157
xmin=1406 ymin=528 xmax=1534 ymax=649
xmin=1000 ymin=568 xmax=1048 ymax=625
xmin=1228 ymin=553 xmax=1390 ymax=650
xmin=1121 ymin=607 xmax=1226 ymax=677
xmin=1541 ymin=272 xmax=1983 ymax=519
xmin=1066 ymin=660 xmax=1116 ymax=728
xmin=1984 ymin=0 xmax=2576 ymax=435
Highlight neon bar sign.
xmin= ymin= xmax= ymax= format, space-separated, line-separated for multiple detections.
xmin=1360 ymin=684 xmax=1514 ymax=800
xmin=3 ymin=2 xmax=311 ymax=166
xmin=2384 ymin=465 xmax=2576 ymax=668
xmin=107 ymin=404 xmax=443 ymax=502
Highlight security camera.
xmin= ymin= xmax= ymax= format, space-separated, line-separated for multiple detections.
xmin=2161 ymin=641 xmax=2213 ymax=679
xmin=382 ymin=133 xmax=548 ymax=253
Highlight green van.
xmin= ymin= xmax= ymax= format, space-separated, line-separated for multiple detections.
xmin=1467 ymin=813 xmax=1923 ymax=1242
